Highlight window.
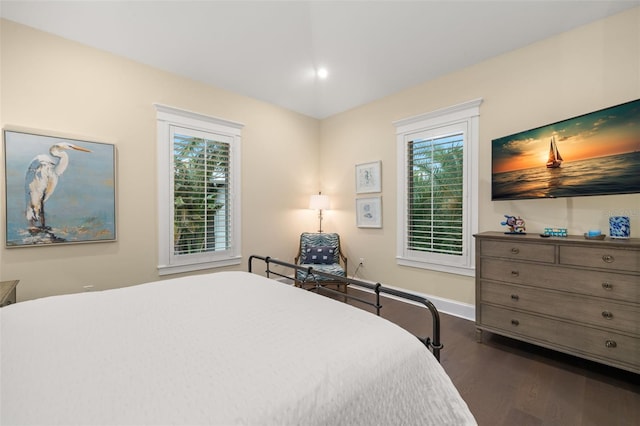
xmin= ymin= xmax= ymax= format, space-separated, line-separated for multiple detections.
xmin=155 ymin=104 xmax=243 ymax=275
xmin=395 ymin=99 xmax=482 ymax=276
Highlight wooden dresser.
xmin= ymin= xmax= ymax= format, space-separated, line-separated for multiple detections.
xmin=1 ymin=280 xmax=19 ymax=307
xmin=475 ymin=232 xmax=639 ymax=374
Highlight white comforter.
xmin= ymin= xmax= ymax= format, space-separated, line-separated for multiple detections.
xmin=1 ymin=271 xmax=476 ymax=425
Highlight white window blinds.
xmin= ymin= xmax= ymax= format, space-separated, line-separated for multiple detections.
xmin=172 ymin=129 xmax=231 ymax=255
xmin=407 ymin=132 xmax=464 ymax=256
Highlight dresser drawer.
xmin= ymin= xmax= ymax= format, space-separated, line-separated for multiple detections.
xmin=480 ymin=281 xmax=640 ymax=335
xmin=480 ymin=258 xmax=640 ymax=302
xmin=559 ymin=245 xmax=640 ymax=273
xmin=479 ymin=304 xmax=639 ymax=371
xmin=480 ymin=239 xmax=555 ymax=263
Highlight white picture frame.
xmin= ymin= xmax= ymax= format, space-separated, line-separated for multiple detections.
xmin=355 ymin=161 xmax=381 ymax=193
xmin=356 ymin=197 xmax=382 ymax=228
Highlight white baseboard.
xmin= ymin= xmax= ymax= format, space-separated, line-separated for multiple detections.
xmin=281 ymin=274 xmax=475 ymax=322
xmin=371 ymin=284 xmax=475 ymax=322
xmin=417 ymin=293 xmax=475 ymax=322
xmin=349 ymin=271 xmax=476 ymax=320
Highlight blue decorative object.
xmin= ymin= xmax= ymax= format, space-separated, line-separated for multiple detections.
xmin=609 ymin=216 xmax=630 ymax=239
xmin=543 ymin=227 xmax=567 ymax=237
xmin=501 ymin=215 xmax=526 ymax=234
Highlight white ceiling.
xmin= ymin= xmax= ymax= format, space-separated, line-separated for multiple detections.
xmin=2 ymin=1 xmax=639 ymax=119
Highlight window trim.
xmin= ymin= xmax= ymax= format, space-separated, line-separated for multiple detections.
xmin=155 ymin=104 xmax=243 ymax=275
xmin=394 ymin=98 xmax=482 ymax=277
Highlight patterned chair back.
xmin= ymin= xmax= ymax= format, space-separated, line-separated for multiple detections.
xmin=299 ymin=232 xmax=341 ymax=264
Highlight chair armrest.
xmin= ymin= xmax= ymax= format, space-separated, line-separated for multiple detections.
xmin=339 ymin=251 xmax=347 ymax=276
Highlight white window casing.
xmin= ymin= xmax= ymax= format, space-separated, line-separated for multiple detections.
xmin=155 ymin=104 xmax=243 ymax=275
xmin=394 ymin=98 xmax=482 ymax=277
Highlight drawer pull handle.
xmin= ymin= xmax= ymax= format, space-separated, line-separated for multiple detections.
xmin=602 ymin=254 xmax=614 ymax=263
xmin=601 ymin=282 xmax=613 ymax=290
xmin=511 ymin=319 xmax=519 ymax=326
xmin=601 ymin=311 xmax=613 ymax=320
xmin=510 ymin=294 xmax=519 ymax=301
xmin=511 ymin=248 xmax=520 ymax=254
xmin=605 ymin=340 xmax=617 ymax=349
xmin=511 ymin=270 xmax=519 ymax=277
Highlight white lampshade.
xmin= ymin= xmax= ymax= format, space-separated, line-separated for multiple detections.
xmin=309 ymin=194 xmax=330 ymax=210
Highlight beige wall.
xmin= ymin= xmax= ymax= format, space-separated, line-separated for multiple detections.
xmin=0 ymin=19 xmax=320 ymax=301
xmin=321 ymin=8 xmax=640 ymax=304
xmin=2 ymin=8 xmax=640 ymax=306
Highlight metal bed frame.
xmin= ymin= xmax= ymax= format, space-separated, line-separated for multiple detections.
xmin=248 ymin=255 xmax=443 ymax=361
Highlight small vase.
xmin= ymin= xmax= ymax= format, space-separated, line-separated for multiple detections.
xmin=609 ymin=216 xmax=630 ymax=239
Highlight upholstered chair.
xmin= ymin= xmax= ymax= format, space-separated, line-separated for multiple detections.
xmin=294 ymin=232 xmax=348 ymax=292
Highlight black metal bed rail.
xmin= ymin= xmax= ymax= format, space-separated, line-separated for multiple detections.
xmin=248 ymin=254 xmax=442 ymax=361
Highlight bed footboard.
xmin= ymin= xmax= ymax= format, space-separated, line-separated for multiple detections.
xmin=248 ymin=255 xmax=443 ymax=361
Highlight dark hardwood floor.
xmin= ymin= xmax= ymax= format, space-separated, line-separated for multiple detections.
xmin=337 ymin=287 xmax=640 ymax=426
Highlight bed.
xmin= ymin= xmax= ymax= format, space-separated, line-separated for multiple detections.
xmin=1 ymin=259 xmax=476 ymax=425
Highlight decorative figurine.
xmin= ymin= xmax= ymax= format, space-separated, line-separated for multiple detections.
xmin=501 ymin=215 xmax=526 ymax=234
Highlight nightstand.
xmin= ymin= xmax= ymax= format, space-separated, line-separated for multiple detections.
xmin=0 ymin=280 xmax=19 ymax=307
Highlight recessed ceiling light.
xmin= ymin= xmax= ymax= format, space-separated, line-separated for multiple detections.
xmin=317 ymin=68 xmax=329 ymax=79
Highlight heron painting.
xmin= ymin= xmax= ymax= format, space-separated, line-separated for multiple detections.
xmin=4 ymin=130 xmax=116 ymax=247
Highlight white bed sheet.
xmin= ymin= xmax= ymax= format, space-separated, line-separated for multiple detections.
xmin=1 ymin=271 xmax=476 ymax=425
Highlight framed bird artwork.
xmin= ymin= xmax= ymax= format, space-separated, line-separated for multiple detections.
xmin=3 ymin=129 xmax=116 ymax=247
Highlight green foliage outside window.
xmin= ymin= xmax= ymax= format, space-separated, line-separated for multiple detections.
xmin=173 ymin=135 xmax=229 ymax=255
xmin=408 ymin=136 xmax=464 ymax=255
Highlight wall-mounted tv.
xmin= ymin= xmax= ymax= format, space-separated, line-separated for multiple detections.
xmin=491 ymin=99 xmax=640 ymax=200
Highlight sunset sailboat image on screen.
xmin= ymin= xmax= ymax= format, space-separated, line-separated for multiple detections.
xmin=546 ymin=136 xmax=563 ymax=168
xmin=491 ymin=98 xmax=640 ymax=200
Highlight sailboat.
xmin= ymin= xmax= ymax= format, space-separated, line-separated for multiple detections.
xmin=546 ymin=136 xmax=563 ymax=168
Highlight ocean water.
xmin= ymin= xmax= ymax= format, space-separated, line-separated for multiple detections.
xmin=492 ymin=151 xmax=640 ymax=200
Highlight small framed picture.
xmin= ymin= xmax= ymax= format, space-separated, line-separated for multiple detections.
xmin=356 ymin=197 xmax=382 ymax=228
xmin=355 ymin=161 xmax=381 ymax=193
